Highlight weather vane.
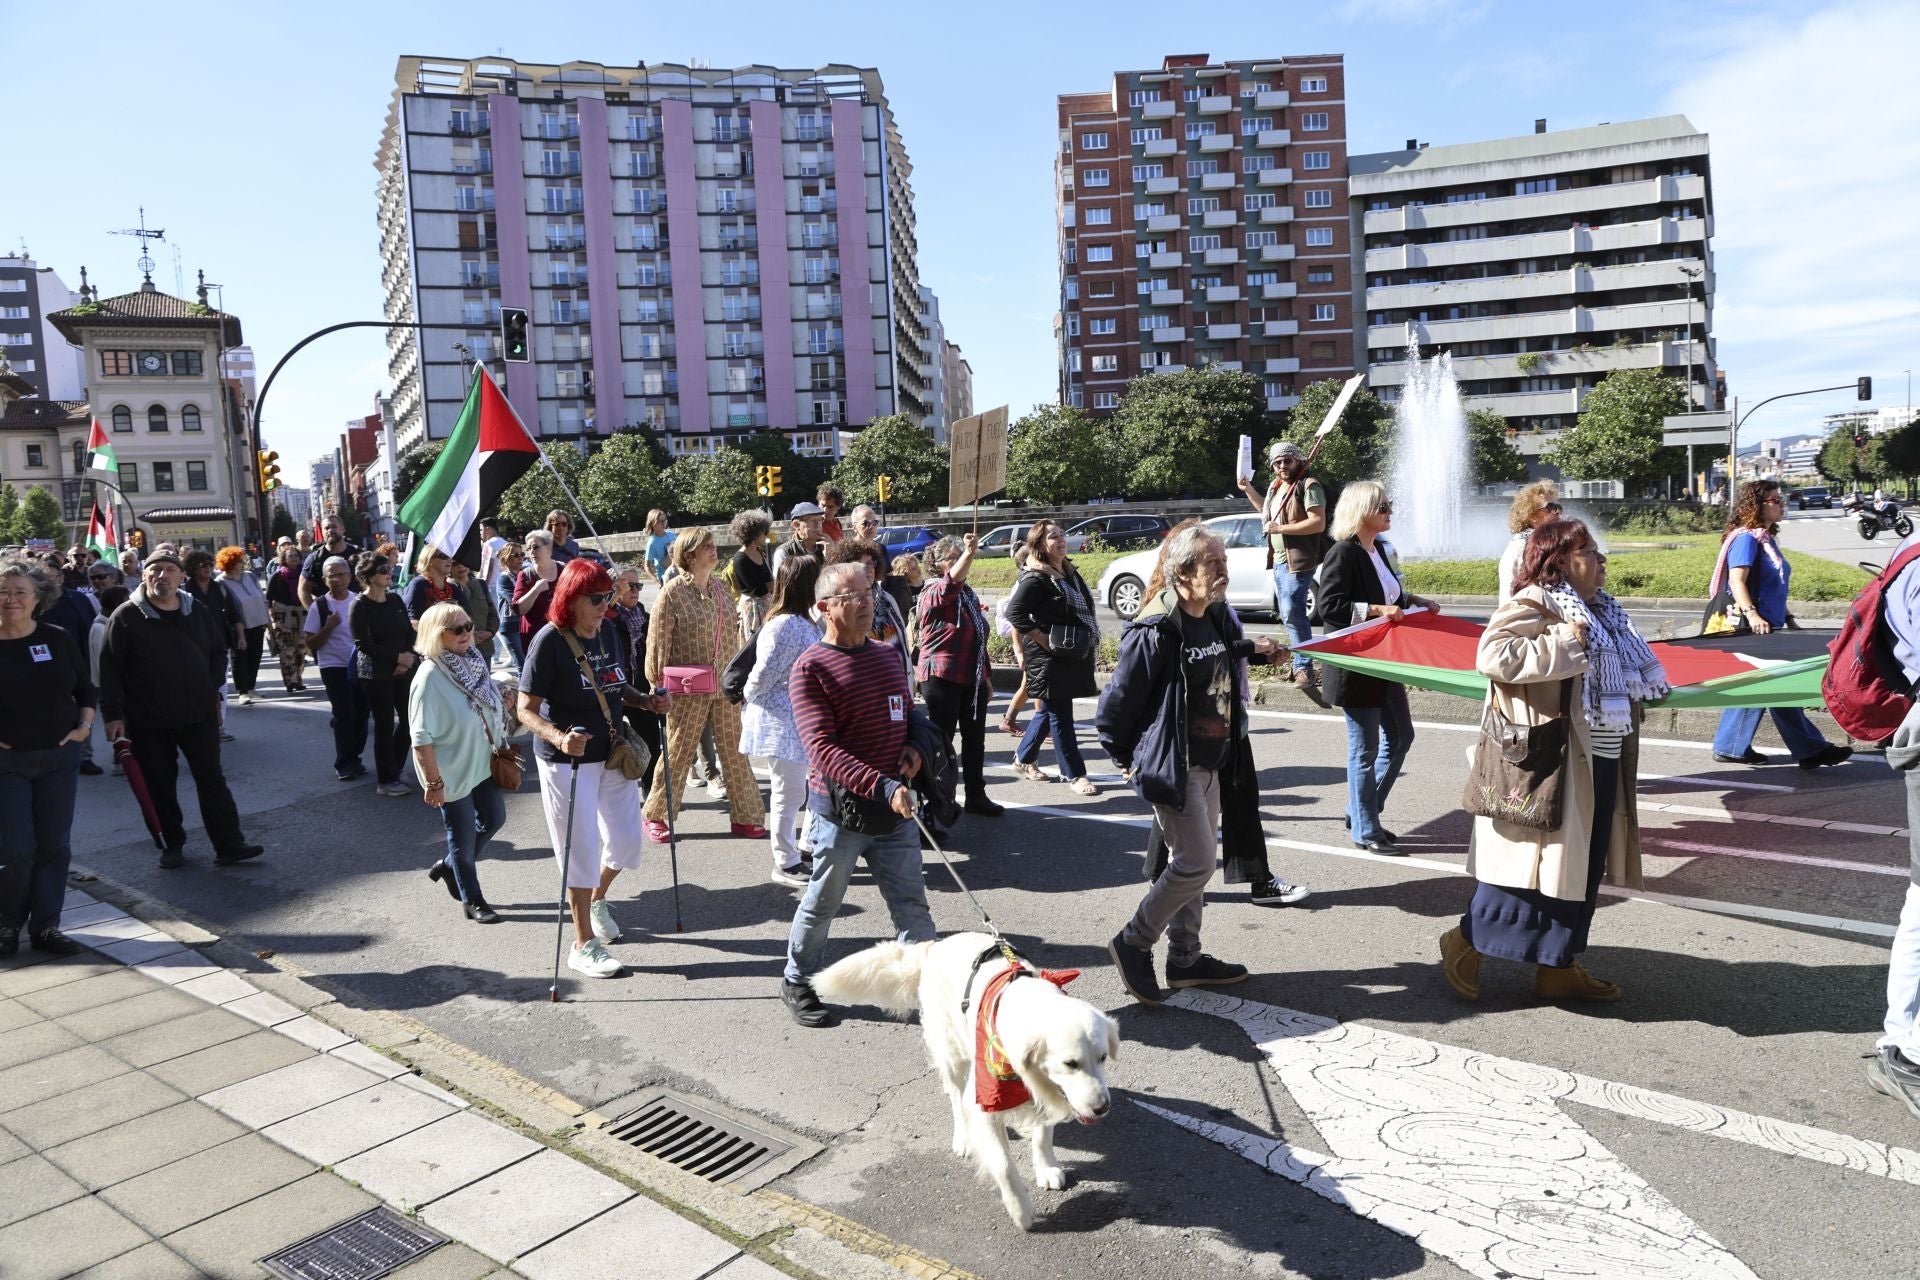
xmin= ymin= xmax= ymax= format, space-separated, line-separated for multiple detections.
xmin=111 ymin=207 xmax=166 ymax=285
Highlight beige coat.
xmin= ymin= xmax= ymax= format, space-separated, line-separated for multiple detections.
xmin=1466 ymin=586 xmax=1644 ymax=901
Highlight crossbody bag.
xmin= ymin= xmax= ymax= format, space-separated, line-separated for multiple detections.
xmin=662 ymin=582 xmax=727 ymax=696
xmin=560 ymin=630 xmax=651 ymax=782
xmin=1462 ymin=676 xmax=1573 ymax=831
xmin=437 ymin=659 xmax=524 ymax=791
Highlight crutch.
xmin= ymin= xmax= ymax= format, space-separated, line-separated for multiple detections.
xmin=549 ymin=728 xmax=586 ymax=1003
xmin=654 ymin=696 xmax=685 ymax=933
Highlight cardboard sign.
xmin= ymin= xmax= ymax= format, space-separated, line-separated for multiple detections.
xmin=946 ymin=406 xmax=1010 ymax=509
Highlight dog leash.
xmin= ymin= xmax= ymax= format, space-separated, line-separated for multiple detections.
xmin=907 ymin=795 xmax=1020 ymax=970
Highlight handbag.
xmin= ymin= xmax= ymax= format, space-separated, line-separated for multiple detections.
xmin=721 ymin=625 xmax=761 ymax=705
xmin=437 ymin=660 xmax=523 ymax=791
xmin=1461 ymin=678 xmax=1573 ymax=831
xmin=1048 ymin=621 xmax=1095 ymax=658
xmin=662 ymin=583 xmax=726 ymax=696
xmin=1700 ymin=587 xmax=1749 ymax=637
xmin=561 ymin=630 xmax=651 ymax=782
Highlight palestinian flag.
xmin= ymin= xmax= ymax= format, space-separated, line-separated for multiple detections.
xmin=1295 ymin=610 xmax=1829 ymax=710
xmin=395 ymin=370 xmax=538 ymax=569
xmin=85 ymin=503 xmax=118 ymax=561
xmin=85 ymin=418 xmax=118 ymax=475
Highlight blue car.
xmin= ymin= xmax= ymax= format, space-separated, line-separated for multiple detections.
xmin=876 ymin=525 xmax=940 ymax=558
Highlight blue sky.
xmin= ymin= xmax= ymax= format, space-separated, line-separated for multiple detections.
xmin=9 ymin=0 xmax=1914 ymax=476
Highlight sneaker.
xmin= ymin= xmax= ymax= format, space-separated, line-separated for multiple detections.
xmin=707 ymin=776 xmax=728 ymax=800
xmin=0 ymin=925 xmax=18 ymax=958
xmin=567 ymin=938 xmax=622 ymax=979
xmin=1866 ymin=1047 xmax=1920 ymax=1122
xmin=236 ymin=693 xmax=254 ymax=706
xmin=1712 ymin=749 xmax=1772 ymax=765
xmin=377 ymin=782 xmax=411 ymax=798
xmin=159 ymin=846 xmax=185 ymax=870
xmin=1249 ymin=878 xmax=1311 ymax=907
xmin=346 ymin=763 xmax=369 ymax=780
xmin=781 ymin=978 xmax=834 ymax=1027
xmin=644 ymin=819 xmax=672 ymax=844
xmin=1011 ymin=761 xmax=1048 ymax=783
xmin=1165 ymin=953 xmax=1249 ymax=989
xmin=215 ymin=844 xmax=265 ymax=866
xmin=1069 ymin=776 xmax=1099 ymax=797
xmin=30 ymin=930 xmax=84 ymax=957
xmin=771 ymin=864 xmax=810 ymax=888
xmin=1107 ymin=932 xmax=1164 ymax=1005
xmin=1800 ymin=744 xmax=1855 ymax=771
xmin=78 ymin=760 xmax=103 ymax=776
xmin=589 ymin=899 xmax=621 ymax=942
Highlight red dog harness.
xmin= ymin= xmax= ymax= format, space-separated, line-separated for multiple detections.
xmin=964 ymin=944 xmax=1080 ymax=1112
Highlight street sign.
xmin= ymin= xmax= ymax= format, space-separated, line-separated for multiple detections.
xmin=1662 ymin=410 xmax=1732 ymax=448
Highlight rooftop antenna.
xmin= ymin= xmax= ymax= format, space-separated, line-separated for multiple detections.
xmin=111 ymin=207 xmax=166 ymax=291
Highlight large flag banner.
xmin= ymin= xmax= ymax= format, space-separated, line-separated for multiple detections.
xmin=1295 ymin=610 xmax=1829 ymax=710
xmin=395 ymin=371 xmax=539 ymax=569
xmin=85 ymin=418 xmax=118 ymax=475
xmin=85 ymin=503 xmax=118 ymax=562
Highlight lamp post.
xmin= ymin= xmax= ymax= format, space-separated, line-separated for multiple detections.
xmin=1678 ymin=265 xmax=1703 ymax=414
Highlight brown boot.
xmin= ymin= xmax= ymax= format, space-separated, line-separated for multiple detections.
xmin=1533 ymin=961 xmax=1622 ymax=1003
xmin=1439 ymin=926 xmax=1480 ymax=1000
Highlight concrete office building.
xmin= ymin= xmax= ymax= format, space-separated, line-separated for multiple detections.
xmin=0 ymin=254 xmax=86 ymax=402
xmin=941 ymin=339 xmax=974 ymax=428
xmin=376 ymin=56 xmax=929 ymax=460
xmin=1057 ymin=52 xmax=1355 ymax=417
xmin=1349 ymin=116 xmax=1716 ymax=456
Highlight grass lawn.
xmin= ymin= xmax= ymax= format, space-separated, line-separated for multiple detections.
xmin=1403 ymin=534 xmax=1871 ymax=601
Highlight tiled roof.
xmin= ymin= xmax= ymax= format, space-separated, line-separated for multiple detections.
xmin=49 ymin=286 xmax=243 ymax=344
xmin=0 ymin=399 xmax=89 ymax=430
xmin=141 ymin=505 xmax=238 ymax=522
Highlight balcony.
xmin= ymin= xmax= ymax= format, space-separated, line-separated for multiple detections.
xmin=1463 ymin=388 xmax=1584 ymax=419
xmin=1264 ymin=357 xmax=1302 ymax=374
xmin=1203 ymin=209 xmax=1235 ymax=228
xmin=1143 ymin=138 xmax=1178 ymax=158
xmin=1260 ymin=244 xmax=1297 ymax=262
xmin=1263 ymin=320 xmax=1302 ymax=339
xmin=1261 ymin=283 xmax=1299 ymax=301
xmin=1197 ymin=95 xmax=1233 ymax=114
xmin=1363 ymin=258 xmax=1708 ymax=311
xmin=1150 ymin=289 xmax=1184 ymax=306
xmin=1363 ymin=215 xmax=1708 ymax=274
xmin=1255 ymin=90 xmax=1289 ymax=110
xmin=539 ymin=155 xmax=583 ymax=177
xmin=544 ymin=232 xmax=587 ymax=251
xmin=1146 ymin=213 xmax=1181 ymax=232
xmin=1145 ymin=176 xmax=1179 ymax=194
xmin=1368 ymin=340 xmax=1688 ymax=387
xmin=1199 ymin=134 xmax=1233 ymax=154
xmin=1368 ymin=298 xmax=1706 ymax=351
xmin=1140 ymin=100 xmax=1176 ymax=119
xmin=538 ymin=119 xmax=581 ymax=140
xmin=1151 ymin=327 xmax=1185 ymax=343
xmin=1206 ymin=323 xmax=1242 ymax=340
xmin=1258 ymin=205 xmax=1296 ymax=224
xmin=1256 ymin=168 xmax=1294 ymax=187
xmin=1267 ymin=394 xmax=1301 ymax=411
xmin=1360 ymin=173 xmax=1709 ymax=235
xmin=1206 ymin=285 xmax=1241 ymax=302
xmin=803 ymin=298 xmax=844 ymax=319
xmin=1256 ymin=130 xmax=1292 ymax=149
xmin=1148 ymin=250 xmax=1182 ymax=269
xmin=1200 ymin=172 xmax=1235 ymax=191
xmin=1204 ymin=247 xmax=1240 ymax=265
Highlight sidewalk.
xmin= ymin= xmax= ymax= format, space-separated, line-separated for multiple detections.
xmin=0 ymin=888 xmax=847 ymax=1280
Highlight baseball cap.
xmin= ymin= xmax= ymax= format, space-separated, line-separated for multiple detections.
xmin=1268 ymin=440 xmax=1304 ymax=461
xmin=275 ymin=536 xmax=295 ymax=546
xmin=788 ymin=501 xmax=825 ymax=518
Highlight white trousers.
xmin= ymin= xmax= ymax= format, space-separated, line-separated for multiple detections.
xmin=536 ymin=755 xmax=645 ymax=890
xmin=1883 ymin=883 xmax=1920 ymax=1059
xmin=767 ymin=757 xmax=808 ymax=869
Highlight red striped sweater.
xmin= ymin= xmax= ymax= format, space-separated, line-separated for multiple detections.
xmin=790 ymin=638 xmax=910 ymax=813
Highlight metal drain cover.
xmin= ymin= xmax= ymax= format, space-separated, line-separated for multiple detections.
xmin=605 ymin=1092 xmax=795 ymax=1187
xmin=260 ymin=1207 xmax=445 ymax=1280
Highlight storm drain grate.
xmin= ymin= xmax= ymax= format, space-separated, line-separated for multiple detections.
xmin=606 ymin=1094 xmax=795 ymax=1185
xmin=259 ymin=1207 xmax=445 ymax=1280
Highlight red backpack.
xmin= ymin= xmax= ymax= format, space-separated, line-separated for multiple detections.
xmin=1823 ymin=541 xmax=1920 ymax=744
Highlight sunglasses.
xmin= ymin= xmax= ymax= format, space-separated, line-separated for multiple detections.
xmin=447 ymin=622 xmax=474 ymax=636
xmin=587 ymin=591 xmax=613 ymax=606
xmin=1379 ymin=504 xmax=1395 ymax=514
xmin=1544 ymin=503 xmax=1563 ymax=514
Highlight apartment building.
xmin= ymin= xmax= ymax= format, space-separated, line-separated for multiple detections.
xmin=1350 ymin=116 xmax=1715 ymax=455
xmin=1056 ymin=53 xmax=1355 ymax=417
xmin=941 ymin=339 xmax=974 ymax=427
xmin=0 ymin=254 xmax=85 ymax=402
xmin=376 ymin=57 xmax=928 ymax=461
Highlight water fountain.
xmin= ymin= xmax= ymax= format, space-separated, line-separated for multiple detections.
xmin=1387 ymin=329 xmax=1472 ymax=558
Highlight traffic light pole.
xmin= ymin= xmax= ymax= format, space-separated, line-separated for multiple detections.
xmin=1729 ymin=381 xmax=1871 ymax=488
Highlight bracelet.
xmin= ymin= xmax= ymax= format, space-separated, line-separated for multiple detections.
xmin=426 ymin=779 xmax=445 ymax=792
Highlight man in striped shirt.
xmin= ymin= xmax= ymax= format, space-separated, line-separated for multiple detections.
xmin=781 ymin=562 xmax=934 ymax=1028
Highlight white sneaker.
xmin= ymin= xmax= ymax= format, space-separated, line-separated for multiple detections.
xmin=589 ymin=899 xmax=621 ymax=942
xmin=770 ymin=865 xmax=810 ymax=888
xmin=236 ymin=693 xmax=254 ymax=706
xmin=568 ymin=938 xmax=622 ymax=978
xmin=706 ymin=776 xmax=728 ymax=800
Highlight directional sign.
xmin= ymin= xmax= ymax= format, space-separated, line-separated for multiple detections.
xmin=1663 ymin=410 xmax=1733 ymax=448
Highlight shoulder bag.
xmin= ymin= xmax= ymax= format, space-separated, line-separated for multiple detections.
xmin=662 ymin=583 xmax=726 ymax=696
xmin=438 ymin=659 xmax=524 ymax=791
xmin=721 ymin=620 xmax=763 ymax=705
xmin=1047 ymin=575 xmax=1097 ymax=658
xmin=561 ymin=629 xmax=651 ymax=782
xmin=1461 ymin=677 xmax=1573 ymax=831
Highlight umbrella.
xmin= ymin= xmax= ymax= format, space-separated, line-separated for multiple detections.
xmin=111 ymin=737 xmax=165 ymax=850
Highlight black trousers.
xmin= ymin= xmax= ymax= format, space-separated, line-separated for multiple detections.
xmin=922 ymin=675 xmax=989 ymax=798
xmin=359 ymin=674 xmax=413 ymax=786
xmin=232 ymin=626 xmax=267 ymax=695
xmin=128 ymin=717 xmax=246 ymax=854
xmin=320 ymin=666 xmax=369 ymax=772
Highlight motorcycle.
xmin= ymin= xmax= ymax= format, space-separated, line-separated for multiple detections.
xmin=1844 ymin=493 xmax=1913 ymax=540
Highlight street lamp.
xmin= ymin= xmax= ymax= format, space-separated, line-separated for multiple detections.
xmin=1678 ymin=266 xmax=1703 ymax=412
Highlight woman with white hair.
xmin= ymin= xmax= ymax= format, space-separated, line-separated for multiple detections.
xmin=1314 ymin=480 xmax=1442 ymax=853
xmin=304 ymin=555 xmax=367 ymax=780
xmin=410 ymin=601 xmax=509 ymax=924
xmin=513 ymin=528 xmax=559 ymax=650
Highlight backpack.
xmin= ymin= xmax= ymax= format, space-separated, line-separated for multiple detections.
xmin=1822 ymin=540 xmax=1920 ymax=744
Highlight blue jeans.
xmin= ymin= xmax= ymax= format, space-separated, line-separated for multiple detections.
xmin=784 ymin=810 xmax=936 ymax=984
xmin=1344 ymin=685 xmax=1414 ymax=843
xmin=1712 ymin=706 xmax=1829 ymax=761
xmin=0 ymin=741 xmax=83 ymax=935
xmin=1016 ymin=697 xmax=1087 ymax=780
xmin=439 ymin=780 xmax=505 ymax=905
xmin=1273 ymin=565 xmax=1315 ymax=670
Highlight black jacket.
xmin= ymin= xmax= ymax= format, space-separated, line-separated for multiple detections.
xmin=184 ymin=578 xmax=239 ymax=652
xmin=1315 ymin=537 xmax=1408 ymax=709
xmin=1003 ymin=564 xmax=1099 ymax=704
xmin=99 ymin=588 xmax=226 ymax=728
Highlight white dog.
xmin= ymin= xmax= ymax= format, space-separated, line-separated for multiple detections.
xmin=813 ymin=932 xmax=1120 ymax=1230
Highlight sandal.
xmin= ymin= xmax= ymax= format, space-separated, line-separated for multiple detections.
xmin=1070 ymin=776 xmax=1099 ymax=797
xmin=999 ymin=714 xmax=1020 ymax=734
xmin=1011 ymin=761 xmax=1048 ymax=782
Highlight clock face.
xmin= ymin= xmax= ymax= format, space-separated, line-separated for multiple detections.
xmin=138 ymin=351 xmax=166 ymax=375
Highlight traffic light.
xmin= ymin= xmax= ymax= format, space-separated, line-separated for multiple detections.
xmin=257 ymin=449 xmax=282 ymax=492
xmin=877 ymin=474 xmax=893 ymax=503
xmin=1858 ymin=376 xmax=1873 ymax=401
xmin=754 ymin=464 xmax=782 ymax=498
xmin=501 ymin=308 xmax=531 ymax=363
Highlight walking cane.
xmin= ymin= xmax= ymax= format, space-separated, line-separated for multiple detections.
xmin=549 ymin=727 xmax=586 ymax=1003
xmin=654 ymin=694 xmax=685 ymax=933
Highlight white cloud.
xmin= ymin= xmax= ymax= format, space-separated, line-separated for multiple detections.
xmin=1666 ymin=0 xmax=1920 ymax=435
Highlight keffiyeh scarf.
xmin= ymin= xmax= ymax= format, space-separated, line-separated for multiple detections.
xmin=1544 ymin=583 xmax=1669 ymax=733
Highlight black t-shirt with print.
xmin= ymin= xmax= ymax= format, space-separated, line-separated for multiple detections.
xmin=520 ymin=620 xmax=632 ymax=765
xmin=1179 ymin=609 xmax=1232 ymax=772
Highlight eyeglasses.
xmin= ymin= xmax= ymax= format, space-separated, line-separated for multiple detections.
xmin=447 ymin=622 xmax=474 ymax=636
xmin=586 ymin=591 xmax=613 ymax=606
xmin=370 ymin=566 xmax=392 ymax=576
xmin=821 ymin=592 xmax=868 ymax=605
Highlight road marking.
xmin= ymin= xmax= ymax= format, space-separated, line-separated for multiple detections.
xmin=1641 ymin=772 xmax=1797 ymax=793
xmin=1643 ymin=836 xmax=1910 ymax=878
xmin=1142 ymin=991 xmax=1920 ymax=1280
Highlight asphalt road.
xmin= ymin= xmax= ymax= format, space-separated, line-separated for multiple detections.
xmin=68 ymin=657 xmax=1917 ymax=1280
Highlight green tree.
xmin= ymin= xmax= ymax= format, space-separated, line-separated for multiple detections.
xmin=269 ymin=505 xmax=297 ymax=542
xmin=1547 ymin=369 xmax=1686 ymax=490
xmin=392 ymin=441 xmax=445 ymax=516
xmin=0 ymin=482 xmax=20 ymax=543
xmin=832 ymin=414 xmax=949 ymax=510
xmin=1113 ymin=367 xmax=1264 ymax=499
xmin=1288 ymin=376 xmax=1394 ymax=477
xmin=1006 ymin=402 xmax=1114 ymax=504
xmin=578 ymin=432 xmax=670 ymax=531
xmin=679 ymin=447 xmax=758 ymax=521
xmin=1876 ymin=420 xmax=1920 ymax=487
xmin=1467 ymin=409 xmax=1529 ymax=485
xmin=496 ymin=442 xmax=586 ymax=534
xmin=15 ymin=486 xmax=63 ymax=543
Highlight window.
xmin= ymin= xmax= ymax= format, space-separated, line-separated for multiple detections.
xmin=1091 ymin=355 xmax=1119 ymax=373
xmin=182 ymin=404 xmax=202 ymax=432
xmin=1084 ymin=207 xmax=1112 ymax=225
xmin=1243 ymin=155 xmax=1275 ymax=173
xmin=147 ymin=405 xmax=168 ymax=432
xmin=1 ymin=331 xmax=30 ymax=346
xmin=1188 ymin=196 xmax=1220 ymax=214
xmin=1247 ymin=271 xmax=1278 ymax=287
xmin=1184 ymin=122 xmax=1216 ymax=139
xmin=1133 ymin=164 xmax=1164 ymax=181
xmin=1064 ymin=278 xmax=1079 ymax=299
xmin=1136 ymin=239 xmax=1168 ymax=258
xmin=1186 ymin=159 xmax=1218 ymax=177
xmin=1183 ymin=87 xmax=1203 ymax=103
xmin=1445 ymin=191 xmax=1488 ymax=204
xmin=552 ymin=298 xmax=577 ymax=324
xmin=1245 ymin=192 xmax=1278 ymax=210
xmin=1302 ymin=151 xmax=1331 ymax=170
xmin=1128 ymin=89 xmax=1162 ymax=106
xmin=1310 ymin=340 xmax=1337 ymax=360
xmin=1264 ymin=380 xmax=1292 ymax=399
xmin=1083 ymin=168 xmax=1110 ymax=187
xmin=1306 ymin=227 xmax=1334 ymax=246
xmin=118 ymin=463 xmax=139 ymax=493
xmin=1301 ymin=76 xmax=1328 ymax=93
xmin=1080 ymin=132 xmax=1108 ymax=149
xmin=1301 ymin=112 xmax=1330 ymax=132
xmin=1088 ymin=280 xmax=1116 ymax=297
xmin=1311 ymin=303 xmax=1337 ymax=322
xmin=1246 ymin=230 xmax=1280 ymax=248
xmin=187 ymin=460 xmax=208 ymax=491
xmin=0 ymin=278 xmax=23 ymax=291
xmin=1242 ymin=82 xmax=1270 ymax=97
xmin=154 ymin=461 xmax=175 ymax=492
xmin=1089 ymin=317 xmax=1117 ymax=335
xmin=1130 ymin=127 xmax=1163 ymax=144
xmin=1094 ymin=392 xmax=1121 ymax=409
xmin=1065 ymin=314 xmax=1080 ymax=338
xmin=111 ymin=405 xmax=131 ymax=432
xmin=1190 ymin=234 xmax=1223 ymax=252
xmin=1242 ymin=116 xmax=1272 ymax=135
xmin=1303 ymin=189 xmax=1333 ymax=208
xmin=1514 ymin=177 xmax=1559 ymax=195
xmin=1307 ymin=268 xmax=1335 ymax=284
xmin=1134 ymin=202 xmax=1165 ymax=219
xmin=1085 ymin=244 xmax=1114 ymax=262
xmin=0 ymin=306 xmax=25 ymax=320
xmin=101 ymin=351 xmax=133 ymax=376
xmin=635 ymin=262 xmax=659 ymax=286
xmin=24 ymin=444 xmax=43 ymax=468
xmin=1140 ymin=313 xmax=1171 ymax=330
xmin=1137 ymin=277 xmax=1168 ymax=295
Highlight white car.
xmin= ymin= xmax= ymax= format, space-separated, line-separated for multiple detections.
xmin=1094 ymin=514 xmax=1289 ymax=621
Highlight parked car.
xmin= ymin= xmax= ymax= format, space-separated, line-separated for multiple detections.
xmin=1094 ymin=514 xmax=1292 ymax=621
xmin=1062 ymin=513 xmax=1173 ymax=553
xmin=1792 ymin=486 xmax=1832 ymax=510
xmin=875 ymin=525 xmax=940 ymax=558
xmin=973 ymin=522 xmax=1028 ymax=558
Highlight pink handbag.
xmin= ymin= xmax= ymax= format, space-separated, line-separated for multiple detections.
xmin=661 ymin=584 xmax=726 ymax=696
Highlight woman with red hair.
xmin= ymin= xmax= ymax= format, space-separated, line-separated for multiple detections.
xmin=215 ymin=546 xmax=270 ymax=704
xmin=519 ymin=557 xmax=664 ymax=979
